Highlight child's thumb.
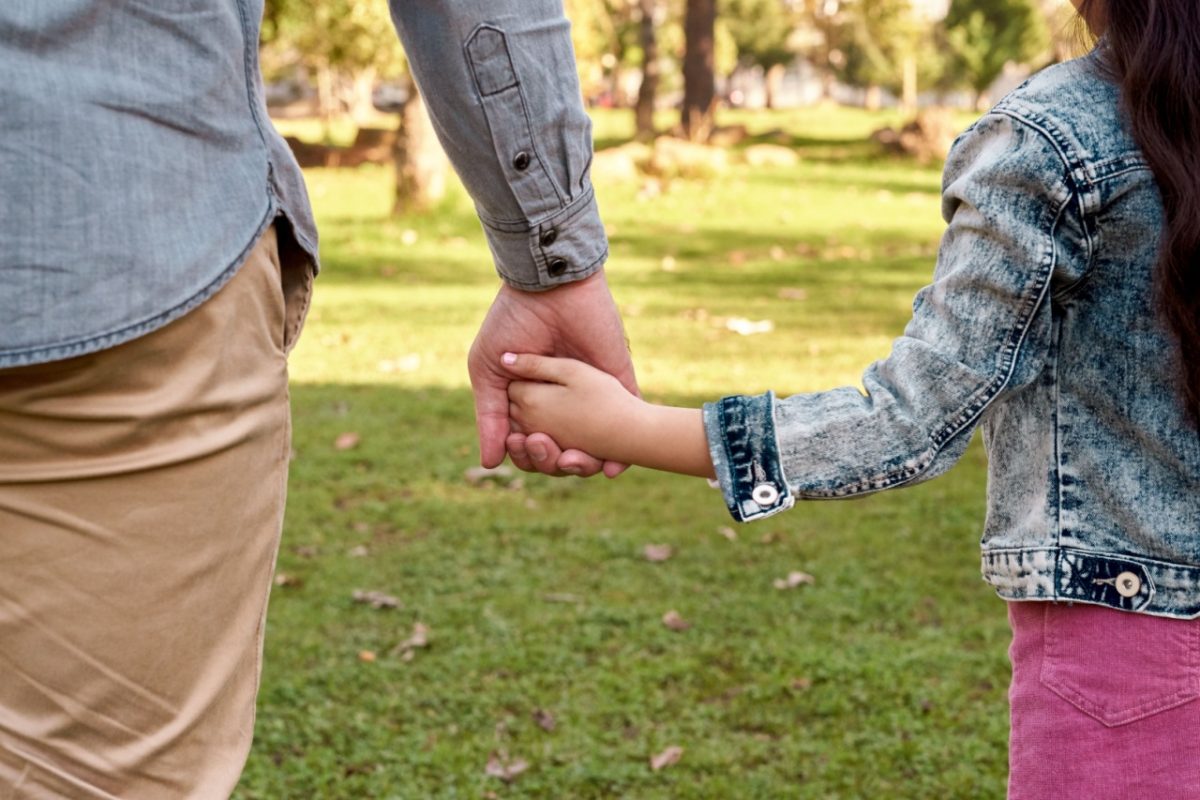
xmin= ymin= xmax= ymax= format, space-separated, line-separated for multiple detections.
xmin=500 ymin=353 xmax=568 ymax=383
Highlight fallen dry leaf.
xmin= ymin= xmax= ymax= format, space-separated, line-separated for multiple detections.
xmin=392 ymin=622 xmax=430 ymax=660
xmin=334 ymin=432 xmax=360 ymax=451
xmin=532 ymin=708 xmax=557 ymax=732
xmin=347 ymin=545 xmax=369 ymax=558
xmin=778 ymin=287 xmax=809 ymax=301
xmin=358 ymin=650 xmax=377 ymax=663
xmin=293 ymin=545 xmax=318 ymax=559
xmin=643 ymin=543 xmax=673 ymax=562
xmin=662 ymin=610 xmax=691 ymax=632
xmin=791 ymin=677 xmax=813 ymax=691
xmin=273 ymin=572 xmax=302 ymax=588
xmin=717 ymin=526 xmax=737 ymax=541
xmin=484 ymin=753 xmax=529 ymax=783
xmin=351 ymin=589 xmax=402 ymax=610
xmin=650 ymin=745 xmax=684 ymax=771
xmin=773 ymin=571 xmax=815 ymax=590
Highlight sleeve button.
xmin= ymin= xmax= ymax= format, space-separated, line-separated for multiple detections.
xmin=547 ymin=257 xmax=569 ymax=277
xmin=539 ymin=229 xmax=558 ymax=247
xmin=751 ymin=484 xmax=779 ymax=506
xmin=512 ymin=151 xmax=532 ymax=171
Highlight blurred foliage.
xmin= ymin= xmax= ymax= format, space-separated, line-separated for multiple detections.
xmin=260 ymin=0 xmax=1072 ymax=119
xmin=940 ymin=0 xmax=1052 ymax=99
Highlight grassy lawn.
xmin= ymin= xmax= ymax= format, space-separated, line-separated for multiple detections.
xmin=236 ymin=107 xmax=1010 ymax=799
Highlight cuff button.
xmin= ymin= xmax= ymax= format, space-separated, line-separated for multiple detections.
xmin=539 ymin=228 xmax=558 ymax=247
xmin=513 ymin=151 xmax=532 ymax=171
xmin=547 ymin=257 xmax=569 ymax=277
xmin=751 ymin=483 xmax=779 ymax=506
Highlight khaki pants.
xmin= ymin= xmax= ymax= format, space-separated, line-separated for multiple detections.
xmin=0 ymin=227 xmax=310 ymax=798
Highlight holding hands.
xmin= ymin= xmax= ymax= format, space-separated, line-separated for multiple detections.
xmin=504 ymin=353 xmax=715 ymax=480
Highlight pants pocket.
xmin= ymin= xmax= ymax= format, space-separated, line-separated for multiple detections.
xmin=1039 ymin=602 xmax=1200 ymax=727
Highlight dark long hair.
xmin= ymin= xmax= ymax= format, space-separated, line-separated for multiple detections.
xmin=1081 ymin=0 xmax=1200 ymax=426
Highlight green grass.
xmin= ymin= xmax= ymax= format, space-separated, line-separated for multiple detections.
xmin=235 ymin=107 xmax=1009 ymax=799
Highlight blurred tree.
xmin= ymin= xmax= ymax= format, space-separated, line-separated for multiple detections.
xmin=721 ymin=0 xmax=797 ymax=108
xmin=682 ymin=0 xmax=717 ymax=140
xmin=261 ymin=0 xmax=446 ymax=216
xmin=260 ymin=0 xmax=405 ymax=128
xmin=634 ymin=0 xmax=661 ymax=138
xmin=941 ymin=0 xmax=1050 ymax=108
xmin=818 ymin=0 xmax=935 ymax=110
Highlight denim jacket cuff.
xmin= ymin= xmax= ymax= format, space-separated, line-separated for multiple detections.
xmin=480 ymin=188 xmax=609 ymax=291
xmin=702 ymin=392 xmax=795 ymax=523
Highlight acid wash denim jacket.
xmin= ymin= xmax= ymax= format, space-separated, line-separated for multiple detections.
xmin=704 ymin=49 xmax=1200 ymax=620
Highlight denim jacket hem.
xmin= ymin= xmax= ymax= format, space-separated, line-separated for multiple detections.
xmin=984 ymin=547 xmax=1200 ymax=619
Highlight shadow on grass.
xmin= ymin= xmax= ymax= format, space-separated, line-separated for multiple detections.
xmin=235 ymin=380 xmax=1007 ymax=798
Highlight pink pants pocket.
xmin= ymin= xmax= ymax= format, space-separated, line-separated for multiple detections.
xmin=1038 ymin=601 xmax=1200 ymax=726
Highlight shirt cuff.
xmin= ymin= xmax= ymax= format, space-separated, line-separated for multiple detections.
xmin=479 ymin=187 xmax=609 ymax=291
xmin=703 ymin=391 xmax=795 ymax=523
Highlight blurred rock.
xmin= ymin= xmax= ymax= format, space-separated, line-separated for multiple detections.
xmin=742 ymin=144 xmax=800 ymax=168
xmin=871 ymin=108 xmax=958 ymax=164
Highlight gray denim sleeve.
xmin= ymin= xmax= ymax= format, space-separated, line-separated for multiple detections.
xmin=704 ymin=113 xmax=1081 ymax=522
xmin=387 ymin=1 xmax=607 ymax=290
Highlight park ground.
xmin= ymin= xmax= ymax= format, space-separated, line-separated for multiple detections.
xmin=234 ymin=107 xmax=1011 ymax=799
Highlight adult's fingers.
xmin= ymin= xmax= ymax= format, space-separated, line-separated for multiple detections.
xmin=469 ymin=357 xmax=511 ymax=468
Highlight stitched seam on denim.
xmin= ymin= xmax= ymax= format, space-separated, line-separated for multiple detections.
xmin=464 ymin=25 xmax=566 ymax=212
xmin=464 ymin=25 xmax=519 ymax=96
xmin=716 ymin=399 xmax=741 ymax=520
xmin=480 ymin=185 xmax=597 ymax=232
xmin=496 ymin=246 xmax=608 ymax=291
xmin=234 ymin=0 xmax=273 ymax=159
xmin=799 ymin=165 xmax=1070 ymax=499
xmin=0 ymin=203 xmax=277 ymax=367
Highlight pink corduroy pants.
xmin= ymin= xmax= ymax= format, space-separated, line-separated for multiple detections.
xmin=1007 ymin=600 xmax=1200 ymax=799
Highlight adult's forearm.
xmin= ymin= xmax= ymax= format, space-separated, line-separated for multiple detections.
xmin=386 ymin=1 xmax=608 ymax=291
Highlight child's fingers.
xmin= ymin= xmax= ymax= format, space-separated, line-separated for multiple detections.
xmin=500 ymin=353 xmax=576 ymax=384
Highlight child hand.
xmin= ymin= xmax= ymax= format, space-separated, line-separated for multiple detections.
xmin=504 ymin=353 xmax=644 ymax=462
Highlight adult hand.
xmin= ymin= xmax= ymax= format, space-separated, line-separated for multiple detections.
xmin=468 ymin=270 xmax=638 ymax=477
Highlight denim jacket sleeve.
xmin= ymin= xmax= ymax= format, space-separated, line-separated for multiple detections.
xmin=387 ymin=1 xmax=606 ymax=291
xmin=703 ymin=112 xmax=1081 ymax=522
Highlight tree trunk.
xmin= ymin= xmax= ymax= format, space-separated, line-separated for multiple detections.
xmin=681 ymin=0 xmax=716 ymax=143
xmin=634 ymin=0 xmax=659 ymax=140
xmin=901 ymin=56 xmax=917 ymax=114
xmin=347 ymin=66 xmax=378 ymax=126
xmin=393 ymin=86 xmax=447 ymax=216
xmin=764 ymin=63 xmax=786 ymax=110
xmin=864 ymin=84 xmax=882 ymax=112
xmin=316 ymin=62 xmax=337 ymax=142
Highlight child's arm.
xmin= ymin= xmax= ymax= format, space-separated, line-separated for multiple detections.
xmin=503 ymin=353 xmax=716 ymax=479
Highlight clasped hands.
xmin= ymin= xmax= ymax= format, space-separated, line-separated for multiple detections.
xmin=467 ymin=270 xmax=638 ymax=478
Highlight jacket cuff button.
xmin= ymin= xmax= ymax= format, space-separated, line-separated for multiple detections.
xmin=547 ymin=257 xmax=569 ymax=277
xmin=513 ymin=151 xmax=532 ymax=171
xmin=539 ymin=228 xmax=558 ymax=247
xmin=751 ymin=484 xmax=779 ymax=506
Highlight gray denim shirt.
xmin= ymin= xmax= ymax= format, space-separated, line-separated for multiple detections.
xmin=1 ymin=1 xmax=602 ymax=367
xmin=704 ymin=50 xmax=1200 ymax=619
